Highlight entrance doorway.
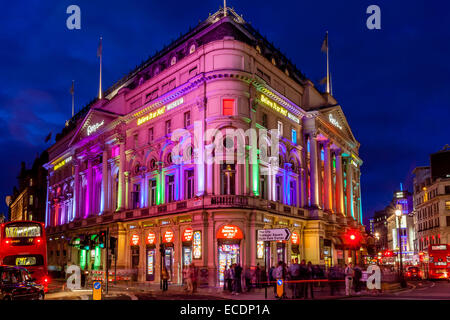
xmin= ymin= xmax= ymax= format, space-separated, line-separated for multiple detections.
xmin=164 ymin=247 xmax=174 ymax=282
xmin=218 ymin=243 xmax=240 ymax=286
xmin=276 ymin=242 xmax=286 ymax=264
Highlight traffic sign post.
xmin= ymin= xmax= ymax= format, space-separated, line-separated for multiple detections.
xmin=276 ymin=279 xmax=284 ymax=299
xmin=93 ymin=281 xmax=102 ymax=300
xmin=257 ymin=228 xmax=291 ymax=242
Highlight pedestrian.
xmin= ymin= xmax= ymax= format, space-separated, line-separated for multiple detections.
xmin=224 ymin=265 xmax=230 ymax=291
xmin=268 ymin=265 xmax=276 ymax=294
xmin=344 ymin=263 xmax=354 ymax=296
xmin=162 ymin=266 xmax=169 ymax=291
xmin=353 ymin=264 xmax=362 ymax=294
xmin=227 ymin=265 xmax=234 ymax=293
xmin=274 ymin=261 xmax=285 ymax=299
xmin=244 ymin=267 xmax=252 ymax=292
xmin=255 ymin=263 xmax=262 ymax=289
xmin=298 ymin=259 xmax=307 ymax=298
xmin=233 ymin=263 xmax=243 ymax=295
xmin=186 ymin=264 xmax=194 ymax=294
xmin=305 ymin=261 xmax=314 ymax=299
xmin=288 ymin=258 xmax=300 ymax=298
xmin=183 ymin=266 xmax=189 ymax=291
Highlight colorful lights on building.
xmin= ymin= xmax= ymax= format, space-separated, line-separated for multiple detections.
xmin=256 ymin=240 xmax=264 ymax=259
xmin=291 ymin=232 xmax=299 ymax=245
xmin=193 ymin=231 xmax=201 ymax=259
xmin=87 ymin=120 xmax=105 ymax=136
xmin=260 ymin=94 xmax=299 ymax=124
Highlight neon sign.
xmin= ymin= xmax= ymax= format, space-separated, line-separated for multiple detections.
xmin=193 ymin=231 xmax=201 ymax=259
xmin=131 ymin=234 xmax=140 ymax=246
xmin=328 ymin=114 xmax=342 ymax=129
xmin=147 ymin=232 xmax=156 ymax=245
xmin=87 ymin=120 xmax=105 ymax=136
xmin=182 ymin=228 xmax=193 ymax=242
xmin=260 ymin=94 xmax=299 ymax=124
xmin=291 ymin=232 xmax=299 ymax=245
xmin=163 ymin=230 xmax=174 ymax=243
xmin=137 ymin=97 xmax=184 ymax=126
xmin=54 ymin=156 xmax=72 ymax=171
xmin=217 ymin=225 xmax=243 ymax=239
xmin=257 ymin=241 xmax=264 ymax=259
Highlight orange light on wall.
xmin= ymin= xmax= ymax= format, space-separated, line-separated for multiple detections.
xmin=163 ymin=230 xmax=174 ymax=243
xmin=147 ymin=232 xmax=156 ymax=245
xmin=216 ymin=225 xmax=243 ymax=239
xmin=291 ymin=232 xmax=299 ymax=245
xmin=182 ymin=228 xmax=193 ymax=242
xmin=131 ymin=234 xmax=140 ymax=246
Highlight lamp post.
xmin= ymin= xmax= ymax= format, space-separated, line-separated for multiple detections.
xmin=395 ymin=209 xmax=407 ymax=288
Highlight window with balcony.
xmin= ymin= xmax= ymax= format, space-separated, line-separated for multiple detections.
xmin=221 ymin=164 xmax=236 ymax=195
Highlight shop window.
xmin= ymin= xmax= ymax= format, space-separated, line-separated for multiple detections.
xmin=221 ymin=164 xmax=236 ymax=195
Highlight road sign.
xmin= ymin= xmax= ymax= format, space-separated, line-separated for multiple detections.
xmin=93 ymin=281 xmax=102 ymax=300
xmin=276 ymin=279 xmax=283 ymax=298
xmin=257 ymin=228 xmax=291 ymax=241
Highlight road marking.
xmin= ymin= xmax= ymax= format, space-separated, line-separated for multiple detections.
xmin=80 ymin=295 xmax=89 ymax=300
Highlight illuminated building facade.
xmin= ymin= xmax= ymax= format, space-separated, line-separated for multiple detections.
xmin=412 ymin=146 xmax=450 ymax=255
xmin=44 ymin=8 xmax=365 ymax=285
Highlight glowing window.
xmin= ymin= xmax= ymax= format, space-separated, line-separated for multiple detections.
xmin=223 ymin=99 xmax=234 ymax=116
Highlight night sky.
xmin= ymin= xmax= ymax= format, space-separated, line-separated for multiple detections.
xmin=1 ymin=0 xmax=449 ymax=225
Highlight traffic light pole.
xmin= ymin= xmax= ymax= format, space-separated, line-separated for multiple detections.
xmin=106 ymin=227 xmax=109 ymax=293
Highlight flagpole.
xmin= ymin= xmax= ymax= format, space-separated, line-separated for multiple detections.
xmin=71 ymin=80 xmax=75 ymax=117
xmin=98 ymin=36 xmax=102 ymax=100
xmin=224 ymin=0 xmax=227 ymax=16
xmin=326 ymin=31 xmax=330 ymax=94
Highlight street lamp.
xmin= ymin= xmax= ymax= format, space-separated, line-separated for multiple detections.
xmin=395 ymin=209 xmax=407 ymax=288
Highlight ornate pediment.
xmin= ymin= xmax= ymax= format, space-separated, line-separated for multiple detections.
xmin=317 ymin=105 xmax=358 ymax=146
xmin=69 ymin=108 xmax=120 ymax=147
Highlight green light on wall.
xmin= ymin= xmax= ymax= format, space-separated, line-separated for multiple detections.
xmin=94 ymin=246 xmax=101 ymax=270
xmin=80 ymin=249 xmax=86 ymax=270
xmin=252 ymin=159 xmax=260 ymax=196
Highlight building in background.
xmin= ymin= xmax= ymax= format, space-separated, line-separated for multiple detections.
xmin=412 ymin=145 xmax=450 ymax=257
xmin=8 ymin=152 xmax=48 ymax=223
xmin=43 ymin=7 xmax=366 ymax=286
xmin=373 ymin=208 xmax=389 ymax=252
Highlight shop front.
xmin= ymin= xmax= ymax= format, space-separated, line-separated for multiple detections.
xmin=146 ymin=231 xmax=156 ymax=281
xmin=217 ymin=225 xmax=243 ymax=286
xmin=290 ymin=232 xmax=300 ymax=262
xmin=182 ymin=227 xmax=193 ymax=269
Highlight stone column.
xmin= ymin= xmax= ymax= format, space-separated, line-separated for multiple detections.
xmin=335 ymin=150 xmax=344 ymax=215
xmin=323 ymin=141 xmax=333 ymax=212
xmin=205 ymin=144 xmax=214 ymax=195
xmin=86 ymin=157 xmax=93 ymax=218
xmin=101 ymin=148 xmax=108 ymax=214
xmin=345 ymin=158 xmax=354 ymax=218
xmin=207 ymin=212 xmax=216 ymax=286
xmin=309 ymin=135 xmax=319 ymax=207
xmin=118 ymin=139 xmax=125 ymax=211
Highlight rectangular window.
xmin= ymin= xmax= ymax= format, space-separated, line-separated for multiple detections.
xmin=277 ymin=121 xmax=283 ymax=137
xmin=291 ymin=129 xmax=297 ymax=144
xmin=146 ymin=89 xmax=158 ymax=102
xmin=289 ymin=180 xmax=296 ymax=206
xmin=29 ymin=195 xmax=33 ymax=206
xmin=223 ymin=99 xmax=234 ymax=116
xmin=134 ymin=134 xmax=139 ymax=149
xmin=446 ymin=201 xmax=450 ymax=210
xmin=262 ymin=113 xmax=268 ymax=128
xmin=167 ymin=175 xmax=175 ymax=202
xmin=184 ymin=111 xmax=191 ymax=127
xmin=149 ymin=179 xmax=157 ymax=206
xmin=447 ymin=216 xmax=450 ymax=227
xmin=186 ymin=170 xmax=194 ymax=199
xmin=132 ymin=183 xmax=140 ymax=209
xmin=276 ymin=176 xmax=282 ymax=202
xmin=445 ymin=186 xmax=450 ymax=194
xmin=148 ymin=127 xmax=154 ymax=143
xmin=221 ymin=164 xmax=236 ymax=195
xmin=165 ymin=120 xmax=171 ymax=135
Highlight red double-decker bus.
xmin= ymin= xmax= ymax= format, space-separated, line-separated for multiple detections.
xmin=426 ymin=244 xmax=450 ymax=280
xmin=0 ymin=221 xmax=49 ymax=291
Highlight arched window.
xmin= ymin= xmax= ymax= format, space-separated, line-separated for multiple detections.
xmin=221 ymin=163 xmax=236 ymax=195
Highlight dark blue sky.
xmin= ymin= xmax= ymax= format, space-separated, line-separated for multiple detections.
xmin=1 ymin=1 xmax=449 ymax=225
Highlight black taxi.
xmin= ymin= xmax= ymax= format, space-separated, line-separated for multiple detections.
xmin=0 ymin=265 xmax=45 ymax=300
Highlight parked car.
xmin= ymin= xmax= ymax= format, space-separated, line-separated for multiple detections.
xmin=405 ymin=266 xmax=422 ymax=280
xmin=0 ymin=265 xmax=45 ymax=300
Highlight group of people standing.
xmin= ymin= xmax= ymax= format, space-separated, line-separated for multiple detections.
xmin=223 ymin=263 xmax=244 ymax=295
xmin=182 ymin=264 xmax=199 ymax=294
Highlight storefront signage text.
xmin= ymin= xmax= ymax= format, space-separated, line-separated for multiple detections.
xmin=54 ymin=156 xmax=72 ymax=171
xmin=193 ymin=231 xmax=201 ymax=259
xmin=137 ymin=97 xmax=184 ymax=126
xmin=131 ymin=234 xmax=140 ymax=246
xmin=147 ymin=232 xmax=156 ymax=245
xmin=291 ymin=232 xmax=299 ymax=245
xmin=163 ymin=230 xmax=174 ymax=243
xmin=182 ymin=228 xmax=193 ymax=242
xmin=217 ymin=225 xmax=243 ymax=239
xmin=260 ymin=94 xmax=299 ymax=124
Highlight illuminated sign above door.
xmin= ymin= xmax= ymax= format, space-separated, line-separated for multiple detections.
xmin=87 ymin=120 xmax=105 ymax=136
xmin=131 ymin=234 xmax=140 ymax=246
xmin=217 ymin=225 xmax=243 ymax=239
xmin=163 ymin=230 xmax=174 ymax=243
xmin=182 ymin=228 xmax=193 ymax=242
xmin=147 ymin=232 xmax=156 ymax=245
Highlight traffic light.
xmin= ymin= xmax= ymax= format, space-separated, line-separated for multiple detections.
xmin=384 ymin=250 xmax=393 ymax=257
xmin=344 ymin=229 xmax=361 ymax=247
xmin=81 ymin=237 xmax=91 ymax=250
xmin=98 ymin=231 xmax=106 ymax=248
xmin=109 ymin=237 xmax=117 ymax=255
